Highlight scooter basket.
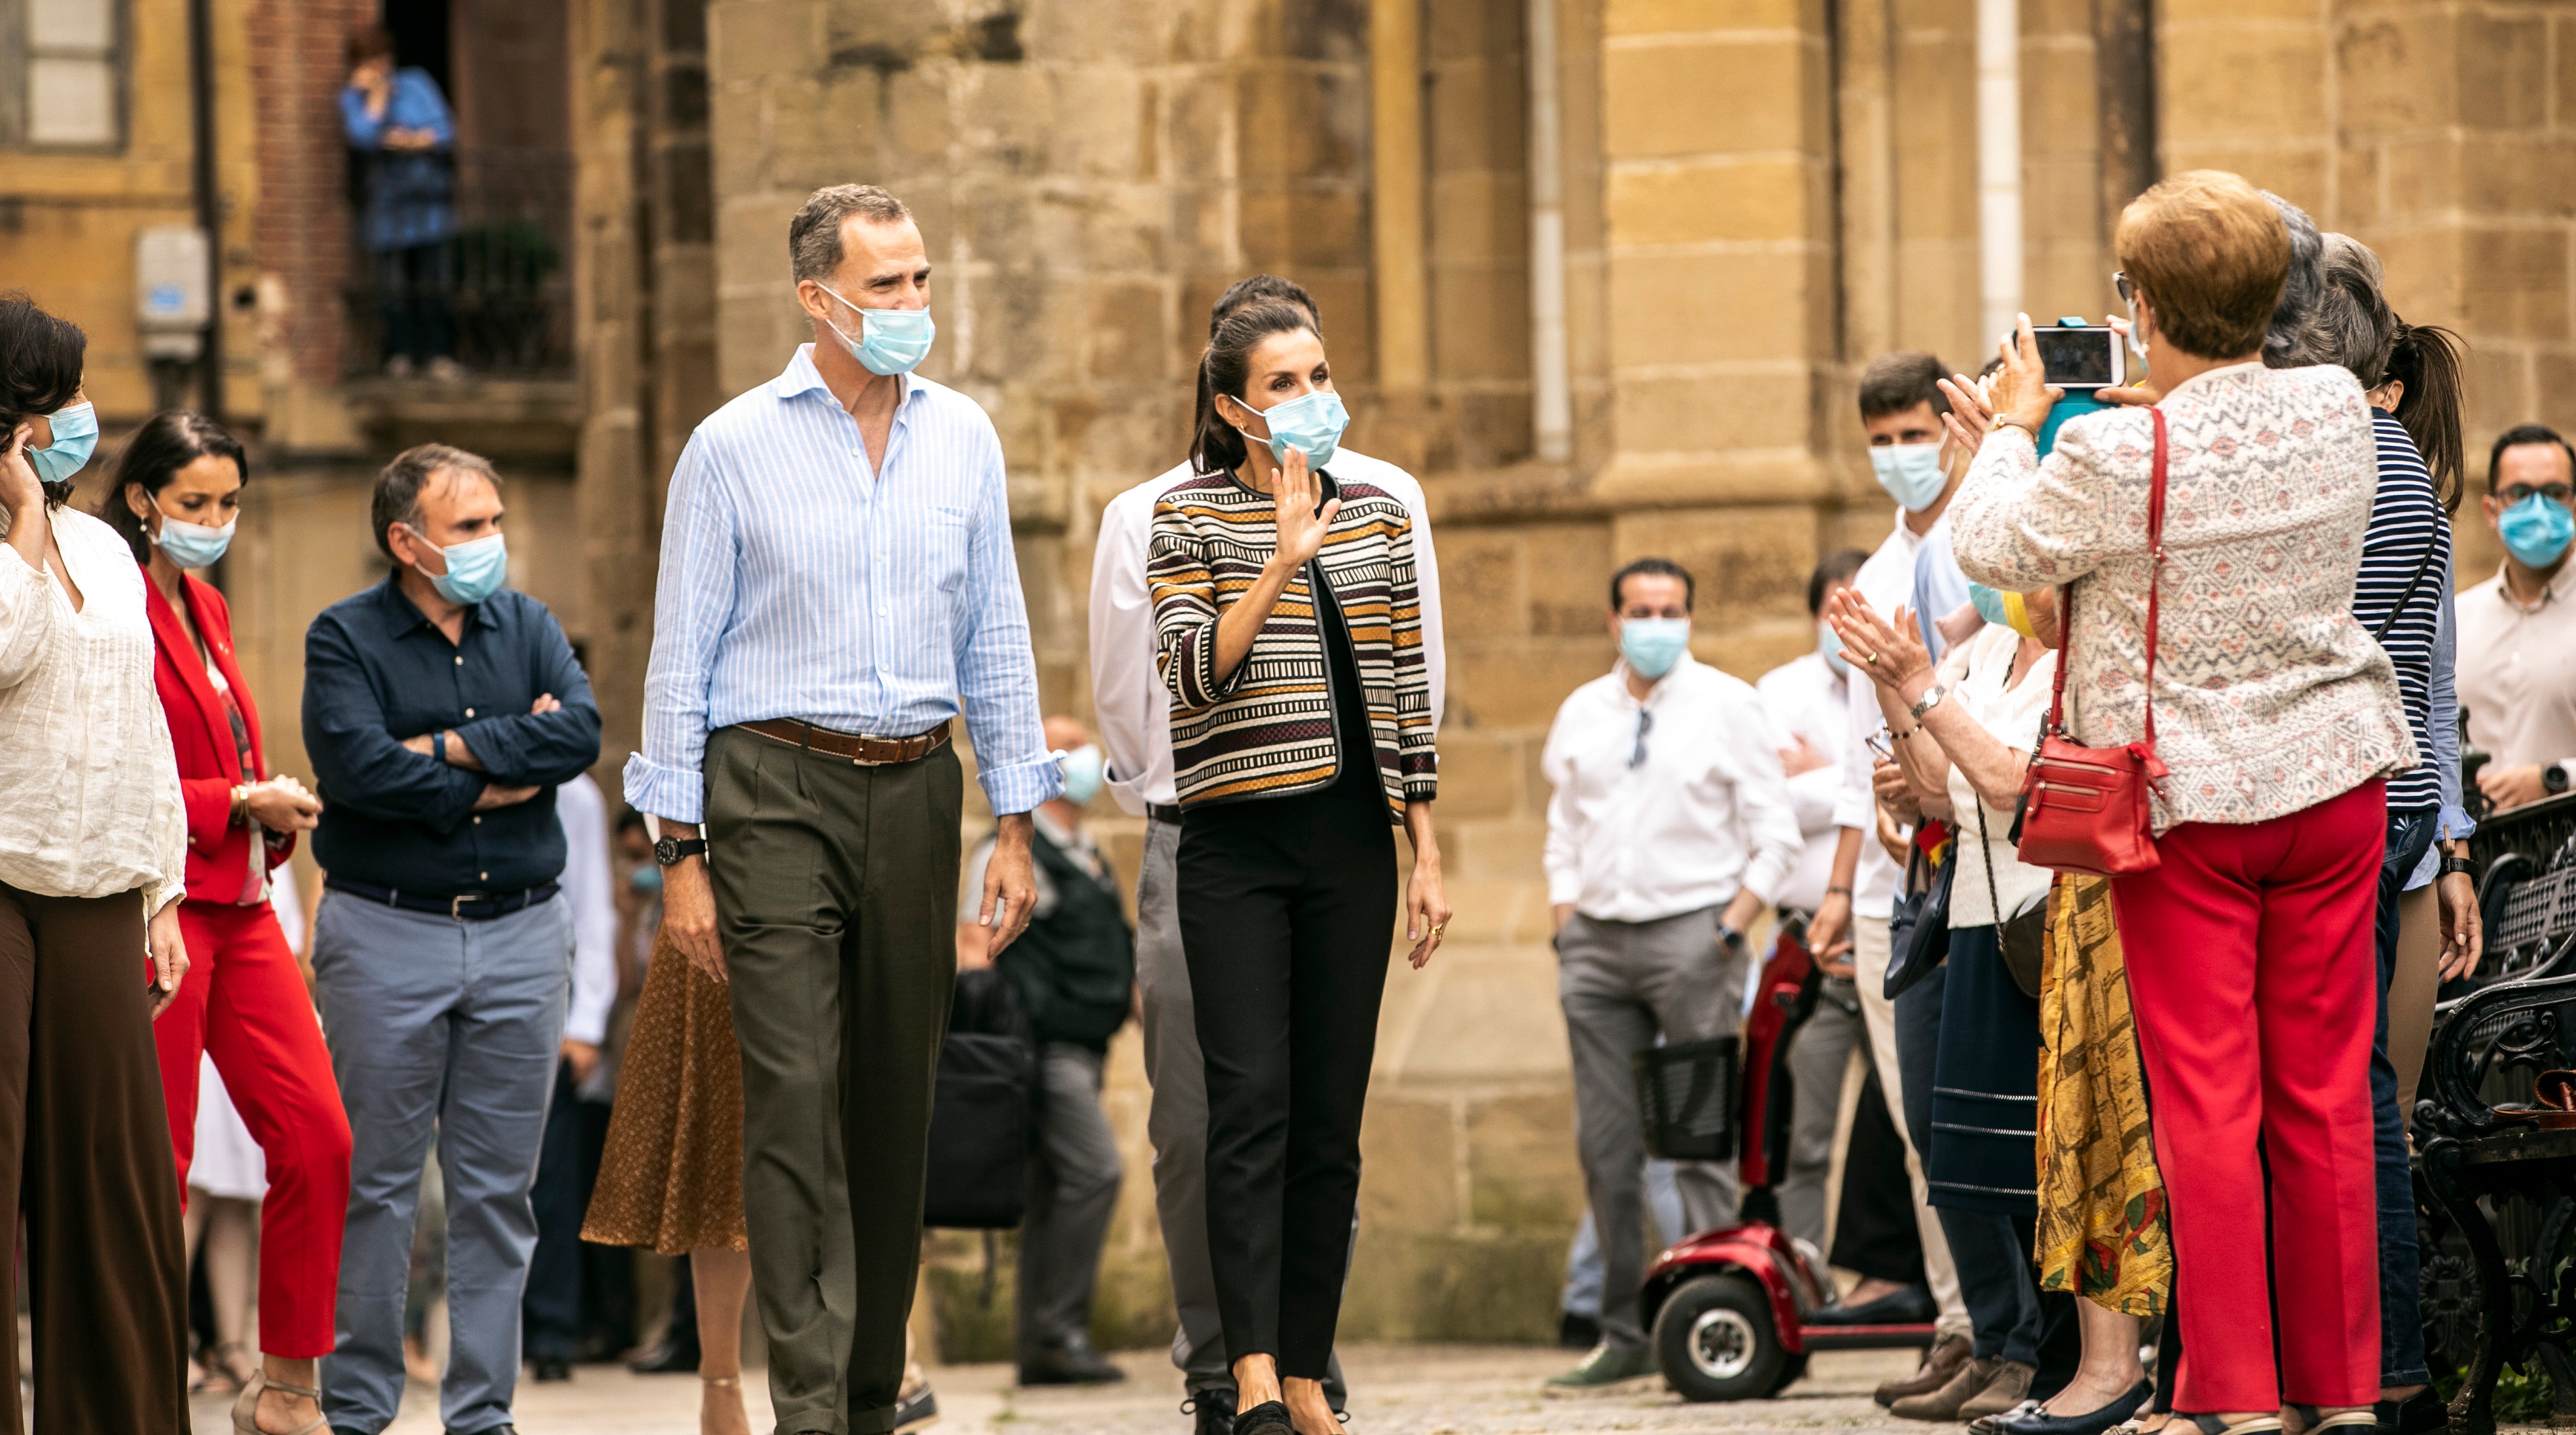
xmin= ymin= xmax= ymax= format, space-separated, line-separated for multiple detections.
xmin=1634 ymin=1034 xmax=1740 ymax=1162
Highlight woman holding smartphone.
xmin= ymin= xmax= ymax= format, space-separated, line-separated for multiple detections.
xmin=0 ymin=293 xmax=193 ymax=1430
xmin=107 ymin=409 xmax=352 ymax=1435
xmin=1149 ymin=301 xmax=1446 ymax=1435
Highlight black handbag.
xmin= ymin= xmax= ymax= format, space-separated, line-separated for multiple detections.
xmin=1974 ymin=798 xmax=2049 ymax=1000
xmin=923 ymin=968 xmax=1038 ymax=1230
xmin=1883 ymin=838 xmax=1953 ymax=1001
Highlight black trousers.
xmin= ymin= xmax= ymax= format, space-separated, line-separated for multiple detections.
xmin=1829 ymin=1065 xmax=1927 ymax=1285
xmin=1179 ymin=785 xmax=1397 ymax=1379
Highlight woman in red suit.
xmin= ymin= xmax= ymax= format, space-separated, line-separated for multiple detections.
xmin=107 ymin=411 xmax=351 ymax=1435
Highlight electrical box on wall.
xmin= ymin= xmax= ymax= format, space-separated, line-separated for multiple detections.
xmin=136 ymin=225 xmax=211 ymax=361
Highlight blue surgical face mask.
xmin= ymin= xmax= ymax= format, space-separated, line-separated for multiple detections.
xmin=2500 ymin=493 xmax=2576 ymax=569
xmin=1620 ymin=617 xmax=1691 ymax=680
xmin=1868 ymin=442 xmax=1948 ymax=511
xmin=1059 ymin=743 xmax=1105 ymax=806
xmin=819 ymin=285 xmax=935 ymax=376
xmin=1969 ymin=582 xmax=2011 ymax=628
xmin=406 ymin=526 xmax=510 ymax=605
xmin=627 ymin=864 xmax=663 ymax=894
xmin=151 ymin=504 xmax=236 ymax=569
xmin=1237 ymin=389 xmax=1348 ymax=471
xmin=28 ymin=400 xmax=97 ymax=485
xmin=1817 ymin=619 xmax=1848 ymax=677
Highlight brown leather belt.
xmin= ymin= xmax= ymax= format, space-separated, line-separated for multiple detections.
xmin=740 ymin=717 xmax=952 ymax=766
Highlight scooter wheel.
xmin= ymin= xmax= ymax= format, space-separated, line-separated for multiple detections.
xmin=1651 ymin=1273 xmax=1788 ymax=1402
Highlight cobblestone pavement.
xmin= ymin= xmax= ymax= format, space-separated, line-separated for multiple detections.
xmin=193 ymin=1345 xmax=1930 ymax=1435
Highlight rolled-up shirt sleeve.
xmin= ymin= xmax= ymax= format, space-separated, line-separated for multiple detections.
xmin=951 ymin=423 xmax=1061 ymax=816
xmin=626 ymin=433 xmax=738 ymax=826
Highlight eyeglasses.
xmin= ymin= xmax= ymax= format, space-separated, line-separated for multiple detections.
xmin=1865 ymin=732 xmax=1892 ymax=761
xmin=2501 ymin=483 xmax=2575 ymax=506
xmin=1628 ymin=709 xmax=1654 ymax=769
xmin=2113 ymin=271 xmax=2136 ymax=304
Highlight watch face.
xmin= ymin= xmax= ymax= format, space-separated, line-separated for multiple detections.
xmin=2550 ymin=766 xmax=2570 ymax=794
xmin=654 ymin=836 xmax=680 ymax=866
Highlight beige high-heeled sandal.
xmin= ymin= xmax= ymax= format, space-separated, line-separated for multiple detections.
xmin=232 ymin=1371 xmax=328 ymax=1435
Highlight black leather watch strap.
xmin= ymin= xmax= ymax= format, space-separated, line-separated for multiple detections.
xmin=654 ymin=836 xmax=709 ymax=867
xmin=2440 ymin=855 xmax=2477 ymax=880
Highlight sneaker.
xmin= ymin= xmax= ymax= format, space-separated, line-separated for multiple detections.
xmin=1542 ymin=1343 xmax=1659 ymax=1395
xmin=1183 ymin=1388 xmax=1237 ymax=1435
xmin=893 ymin=1386 xmax=940 ymax=1435
xmin=1019 ymin=1334 xmax=1125 ymax=1386
xmin=1877 ymin=1334 xmax=1973 ymax=1408
xmin=1960 ymin=1362 xmax=2039 ymax=1422
xmin=1894 ymin=1356 xmax=2000 ymax=1421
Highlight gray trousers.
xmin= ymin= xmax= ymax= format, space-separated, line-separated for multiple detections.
xmin=1557 ymin=906 xmax=1747 ymax=1354
xmin=1776 ymin=976 xmax=1863 ymax=1250
xmin=1136 ymin=815 xmax=1348 ymax=1396
xmin=1017 ymin=1042 xmax=1124 ymax=1362
xmin=315 ymin=891 xmax=570 ymax=1435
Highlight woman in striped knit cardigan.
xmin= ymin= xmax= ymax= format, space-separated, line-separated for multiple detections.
xmin=1147 ymin=301 xmax=1447 ymax=1435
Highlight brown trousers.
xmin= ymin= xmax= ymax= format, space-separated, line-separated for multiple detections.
xmin=0 ymin=882 xmax=188 ymax=1434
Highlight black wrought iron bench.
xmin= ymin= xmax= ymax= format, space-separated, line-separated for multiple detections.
xmin=2411 ymin=792 xmax=2576 ymax=1433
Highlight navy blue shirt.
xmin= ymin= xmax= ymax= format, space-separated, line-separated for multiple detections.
xmin=304 ymin=575 xmax=602 ymax=895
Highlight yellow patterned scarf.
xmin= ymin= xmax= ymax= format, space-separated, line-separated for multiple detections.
xmin=2035 ymin=874 xmax=2172 ymax=1316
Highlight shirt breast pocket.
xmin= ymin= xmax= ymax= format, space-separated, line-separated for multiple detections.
xmin=927 ymin=505 xmax=973 ymax=590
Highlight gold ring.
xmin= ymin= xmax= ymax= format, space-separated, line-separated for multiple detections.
xmin=1853 ymin=647 xmax=1879 ymax=665
xmin=1431 ymin=922 xmax=1447 ymax=935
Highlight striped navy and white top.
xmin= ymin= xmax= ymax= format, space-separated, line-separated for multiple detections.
xmin=2353 ymin=410 xmax=2448 ymax=812
xmin=624 ymin=345 xmax=1060 ymax=824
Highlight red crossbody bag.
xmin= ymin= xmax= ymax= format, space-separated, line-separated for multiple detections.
xmin=2011 ymin=406 xmax=2169 ymax=876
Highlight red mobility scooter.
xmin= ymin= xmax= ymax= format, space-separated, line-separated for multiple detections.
xmin=1631 ymin=920 xmax=1939 ymax=1401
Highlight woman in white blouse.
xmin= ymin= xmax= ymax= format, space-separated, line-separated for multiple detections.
xmin=0 ymin=293 xmax=192 ymax=1428
xmin=1940 ymin=172 xmax=2411 ymax=1435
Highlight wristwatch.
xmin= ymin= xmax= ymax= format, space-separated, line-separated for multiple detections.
xmin=653 ymin=836 xmax=708 ymax=867
xmin=2546 ymin=763 xmax=2569 ymax=795
xmin=1716 ymin=923 xmax=1747 ymax=954
xmin=2440 ymin=856 xmax=2478 ymax=880
xmin=1907 ymin=684 xmax=1949 ymax=722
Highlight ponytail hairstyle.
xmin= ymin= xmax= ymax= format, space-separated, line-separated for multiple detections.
xmin=102 ymin=409 xmax=247 ymax=563
xmin=2385 ymin=320 xmax=2468 ymax=514
xmin=1189 ymin=301 xmax=1320 ymax=476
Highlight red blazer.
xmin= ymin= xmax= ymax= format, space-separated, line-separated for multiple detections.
xmin=145 ymin=570 xmax=295 ymax=902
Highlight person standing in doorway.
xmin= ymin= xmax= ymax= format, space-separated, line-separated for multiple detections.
xmin=1540 ymin=557 xmax=1802 ymax=1392
xmin=304 ymin=442 xmax=602 ymax=1435
xmin=625 ymin=183 xmax=1056 ymax=1435
xmin=340 ymin=25 xmax=461 ymax=380
xmin=958 ymin=716 xmax=1136 ymax=1387
xmin=1090 ymin=272 xmax=1445 ymax=1434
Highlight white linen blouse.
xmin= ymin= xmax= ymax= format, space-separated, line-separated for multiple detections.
xmin=1940 ymin=623 xmax=2056 ymax=929
xmin=0 ymin=504 xmax=187 ymax=911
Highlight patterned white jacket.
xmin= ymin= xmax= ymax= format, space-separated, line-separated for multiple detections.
xmin=1948 ymin=360 xmax=2416 ymax=833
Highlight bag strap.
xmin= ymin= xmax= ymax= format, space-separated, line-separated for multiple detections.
xmin=2042 ymin=406 xmax=2166 ymax=746
xmin=2371 ymin=544 xmax=2439 ymax=643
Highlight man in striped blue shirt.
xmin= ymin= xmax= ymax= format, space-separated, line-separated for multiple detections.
xmin=624 ymin=183 xmax=1060 ymax=1435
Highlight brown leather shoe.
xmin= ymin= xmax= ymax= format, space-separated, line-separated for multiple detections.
xmin=1958 ymin=1361 xmax=2037 ymax=1421
xmin=1876 ymin=1334 xmax=1973 ymax=1409
xmin=1893 ymin=1356 xmax=1997 ymax=1422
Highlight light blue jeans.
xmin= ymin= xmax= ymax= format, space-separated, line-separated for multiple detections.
xmin=313 ymin=892 xmax=570 ymax=1435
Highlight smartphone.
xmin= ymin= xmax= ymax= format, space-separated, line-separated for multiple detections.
xmin=2033 ymin=325 xmax=2124 ymax=390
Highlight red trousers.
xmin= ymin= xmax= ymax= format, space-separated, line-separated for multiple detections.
xmin=157 ymin=901 xmax=353 ymax=1358
xmin=2112 ymin=779 xmax=2385 ymax=1411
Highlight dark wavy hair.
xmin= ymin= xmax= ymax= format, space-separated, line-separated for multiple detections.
xmin=100 ymin=410 xmax=248 ymax=563
xmin=1189 ymin=302 xmax=1320 ymax=477
xmin=2386 ymin=322 xmax=2468 ymax=514
xmin=0 ymin=293 xmax=90 ymax=508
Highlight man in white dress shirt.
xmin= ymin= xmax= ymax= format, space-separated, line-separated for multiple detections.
xmin=1087 ymin=274 xmax=1444 ymax=1435
xmin=1754 ymin=550 xmax=1869 ymax=1253
xmin=1540 ymin=557 xmax=1801 ymax=1391
xmin=1804 ymin=351 xmax=1976 ymax=1396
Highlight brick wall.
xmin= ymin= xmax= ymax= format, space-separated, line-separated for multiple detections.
xmin=248 ymin=0 xmax=371 ymax=387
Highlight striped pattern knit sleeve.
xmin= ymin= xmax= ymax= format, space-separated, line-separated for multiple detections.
xmin=2354 ymin=411 xmax=2446 ymax=811
xmin=1386 ymin=505 xmax=1437 ymax=800
xmin=1148 ymin=485 xmax=1237 ymax=714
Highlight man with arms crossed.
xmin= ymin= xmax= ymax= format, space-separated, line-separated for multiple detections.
xmin=1089 ymin=273 xmax=1445 ymax=1435
xmin=626 ymin=184 xmax=1058 ymax=1435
